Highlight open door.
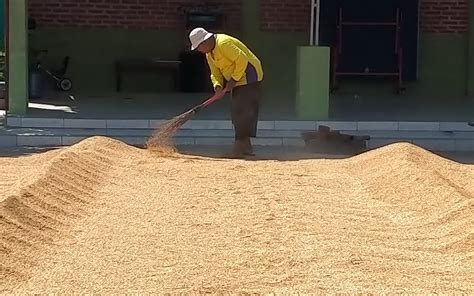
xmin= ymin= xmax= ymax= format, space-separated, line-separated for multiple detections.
xmin=318 ymin=0 xmax=420 ymax=84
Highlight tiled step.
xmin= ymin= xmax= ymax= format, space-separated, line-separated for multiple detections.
xmin=2 ymin=127 xmax=474 ymax=139
xmin=6 ymin=117 xmax=474 ymax=132
xmin=0 ymin=135 xmax=304 ymax=147
xmin=0 ymin=127 xmax=307 ymax=147
xmin=3 ymin=116 xmax=474 ymax=151
xmin=1 ymin=126 xmax=474 ymax=151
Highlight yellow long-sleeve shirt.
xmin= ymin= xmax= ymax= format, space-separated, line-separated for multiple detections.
xmin=206 ymin=34 xmax=264 ymax=89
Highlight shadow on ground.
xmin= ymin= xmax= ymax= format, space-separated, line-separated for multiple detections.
xmin=0 ymin=146 xmax=56 ymax=158
xmin=1 ymin=144 xmax=474 ymax=165
xmin=178 ymin=145 xmax=474 ymax=164
xmin=178 ymin=145 xmax=352 ymax=161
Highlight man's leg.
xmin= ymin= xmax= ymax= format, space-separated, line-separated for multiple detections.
xmin=230 ymin=88 xmax=248 ymax=158
xmin=244 ymin=82 xmax=261 ymax=155
xmin=230 ymin=84 xmax=260 ymax=157
xmin=245 ymin=82 xmax=261 ymax=155
xmin=233 ymin=63 xmax=262 ymax=156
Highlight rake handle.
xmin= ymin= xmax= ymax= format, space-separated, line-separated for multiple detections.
xmin=191 ymin=91 xmax=226 ymax=113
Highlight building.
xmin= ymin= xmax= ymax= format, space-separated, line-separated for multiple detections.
xmin=1 ymin=0 xmax=474 ymax=150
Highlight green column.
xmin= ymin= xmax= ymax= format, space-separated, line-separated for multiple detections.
xmin=468 ymin=0 xmax=474 ymax=95
xmin=0 ymin=0 xmax=4 ymax=46
xmin=241 ymin=0 xmax=261 ymax=48
xmin=296 ymin=46 xmax=330 ymax=120
xmin=7 ymin=0 xmax=28 ymax=115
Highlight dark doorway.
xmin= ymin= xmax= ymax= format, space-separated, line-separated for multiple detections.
xmin=319 ymin=0 xmax=420 ymax=82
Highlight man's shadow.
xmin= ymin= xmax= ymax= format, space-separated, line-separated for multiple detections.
xmin=176 ymin=145 xmax=355 ymax=162
xmin=176 ymin=144 xmax=474 ymax=164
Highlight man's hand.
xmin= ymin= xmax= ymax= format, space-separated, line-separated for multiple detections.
xmin=215 ymin=86 xmax=224 ymax=94
xmin=224 ymin=79 xmax=237 ymax=93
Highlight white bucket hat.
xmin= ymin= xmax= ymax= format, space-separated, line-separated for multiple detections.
xmin=189 ymin=27 xmax=213 ymax=50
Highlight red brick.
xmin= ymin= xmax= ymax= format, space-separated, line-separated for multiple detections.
xmin=421 ymin=0 xmax=467 ymax=33
xmin=261 ymin=0 xmax=309 ymax=32
xmin=28 ymin=0 xmax=468 ymax=33
xmin=261 ymin=0 xmax=468 ymax=33
xmin=28 ymin=0 xmax=241 ymax=30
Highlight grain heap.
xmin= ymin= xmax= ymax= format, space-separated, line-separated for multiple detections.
xmin=1 ymin=137 xmax=472 ymax=293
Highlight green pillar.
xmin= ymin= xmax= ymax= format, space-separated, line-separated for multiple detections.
xmin=468 ymin=0 xmax=474 ymax=96
xmin=7 ymin=0 xmax=28 ymax=115
xmin=296 ymin=46 xmax=330 ymax=120
xmin=0 ymin=0 xmax=4 ymax=46
xmin=241 ymin=0 xmax=261 ymax=48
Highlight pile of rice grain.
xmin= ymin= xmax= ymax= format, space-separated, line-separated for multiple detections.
xmin=1 ymin=137 xmax=473 ymax=294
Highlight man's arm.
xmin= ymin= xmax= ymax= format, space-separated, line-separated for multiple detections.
xmin=207 ymin=57 xmax=225 ymax=90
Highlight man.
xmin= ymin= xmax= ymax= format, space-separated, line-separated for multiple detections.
xmin=189 ymin=27 xmax=264 ymax=158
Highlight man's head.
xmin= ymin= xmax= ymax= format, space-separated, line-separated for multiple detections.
xmin=189 ymin=27 xmax=215 ymax=54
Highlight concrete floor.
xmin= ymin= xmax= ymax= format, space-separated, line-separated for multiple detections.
xmin=16 ymin=91 xmax=474 ymax=121
xmin=25 ymin=92 xmax=294 ymax=120
xmin=330 ymin=95 xmax=474 ymax=121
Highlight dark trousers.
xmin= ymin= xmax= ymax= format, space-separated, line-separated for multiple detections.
xmin=231 ymin=82 xmax=262 ymax=141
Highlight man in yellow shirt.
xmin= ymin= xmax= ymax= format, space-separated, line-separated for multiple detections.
xmin=189 ymin=27 xmax=264 ymax=158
